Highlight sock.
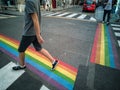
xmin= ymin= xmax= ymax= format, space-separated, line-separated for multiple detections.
xmin=52 ymin=60 xmax=55 ymax=64
xmin=20 ymin=65 xmax=26 ymax=68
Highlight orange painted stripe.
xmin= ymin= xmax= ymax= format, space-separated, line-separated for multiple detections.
xmin=90 ymin=23 xmax=100 ymax=63
xmin=0 ymin=34 xmax=78 ymax=77
xmin=95 ymin=23 xmax=101 ymax=64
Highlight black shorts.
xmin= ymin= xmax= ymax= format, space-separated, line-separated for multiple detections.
xmin=18 ymin=36 xmax=42 ymax=52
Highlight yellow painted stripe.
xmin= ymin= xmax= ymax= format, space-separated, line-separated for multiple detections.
xmin=1 ymin=37 xmax=76 ymax=81
xmin=100 ymin=24 xmax=105 ymax=65
xmin=1 ymin=38 xmax=18 ymax=48
xmin=0 ymin=35 xmax=77 ymax=74
xmin=26 ymin=51 xmax=76 ymax=81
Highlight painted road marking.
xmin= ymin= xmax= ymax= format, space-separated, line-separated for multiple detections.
xmin=0 ymin=34 xmax=78 ymax=90
xmin=111 ymin=24 xmax=120 ymax=27
xmin=113 ymin=27 xmax=120 ymax=31
xmin=42 ymin=12 xmax=96 ymax=22
xmin=90 ymin=17 xmax=97 ymax=22
xmin=77 ymin=14 xmax=87 ymax=19
xmin=47 ymin=12 xmax=62 ymax=16
xmin=0 ymin=62 xmax=25 ymax=90
xmin=40 ymin=85 xmax=49 ymax=90
xmin=90 ymin=23 xmax=120 ymax=70
xmin=111 ymin=24 xmax=120 ymax=47
xmin=57 ymin=12 xmax=69 ymax=17
xmin=118 ymin=40 xmax=120 ymax=47
xmin=66 ymin=13 xmax=78 ymax=18
xmin=0 ymin=14 xmax=17 ymax=19
xmin=115 ymin=32 xmax=120 ymax=37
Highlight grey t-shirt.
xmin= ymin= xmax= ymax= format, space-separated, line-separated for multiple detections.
xmin=23 ymin=0 xmax=41 ymax=36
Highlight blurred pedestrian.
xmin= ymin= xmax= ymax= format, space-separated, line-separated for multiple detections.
xmin=102 ymin=0 xmax=113 ymax=24
xmin=115 ymin=0 xmax=120 ymax=22
xmin=46 ymin=0 xmax=50 ymax=11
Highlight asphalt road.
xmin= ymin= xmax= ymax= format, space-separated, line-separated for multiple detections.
xmin=0 ymin=11 xmax=97 ymax=89
xmin=0 ymin=7 xmax=120 ymax=90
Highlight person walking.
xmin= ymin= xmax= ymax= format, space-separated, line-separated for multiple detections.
xmin=102 ymin=0 xmax=113 ymax=25
xmin=12 ymin=0 xmax=59 ymax=70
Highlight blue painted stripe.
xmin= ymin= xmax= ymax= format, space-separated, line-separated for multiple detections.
xmin=105 ymin=25 xmax=115 ymax=68
xmin=0 ymin=42 xmax=19 ymax=57
xmin=26 ymin=58 xmax=73 ymax=90
xmin=0 ymin=42 xmax=73 ymax=90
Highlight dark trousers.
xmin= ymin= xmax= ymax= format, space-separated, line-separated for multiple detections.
xmin=103 ymin=10 xmax=111 ymax=22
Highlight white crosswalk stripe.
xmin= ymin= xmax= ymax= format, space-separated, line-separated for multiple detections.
xmin=66 ymin=13 xmax=78 ymax=18
xmin=90 ymin=17 xmax=97 ymax=22
xmin=111 ymin=24 xmax=120 ymax=27
xmin=0 ymin=14 xmax=17 ymax=19
xmin=118 ymin=40 xmax=120 ymax=46
xmin=0 ymin=60 xmax=50 ymax=90
xmin=115 ymin=32 xmax=120 ymax=37
xmin=113 ymin=27 xmax=120 ymax=31
xmin=111 ymin=24 xmax=120 ymax=47
xmin=77 ymin=14 xmax=86 ymax=19
xmin=46 ymin=12 xmax=62 ymax=16
xmin=0 ymin=62 xmax=25 ymax=90
xmin=40 ymin=85 xmax=50 ymax=90
xmin=57 ymin=12 xmax=69 ymax=16
xmin=42 ymin=11 xmax=96 ymax=22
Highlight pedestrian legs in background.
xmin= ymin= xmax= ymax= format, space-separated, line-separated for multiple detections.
xmin=115 ymin=10 xmax=120 ymax=22
xmin=102 ymin=10 xmax=111 ymax=24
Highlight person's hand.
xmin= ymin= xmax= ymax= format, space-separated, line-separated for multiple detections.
xmin=37 ymin=35 xmax=44 ymax=44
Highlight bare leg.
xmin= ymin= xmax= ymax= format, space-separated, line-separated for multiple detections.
xmin=19 ymin=52 xmax=25 ymax=66
xmin=39 ymin=48 xmax=54 ymax=63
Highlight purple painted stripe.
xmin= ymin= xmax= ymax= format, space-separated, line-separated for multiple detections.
xmin=105 ymin=25 xmax=115 ymax=68
xmin=27 ymin=63 xmax=67 ymax=90
xmin=0 ymin=47 xmax=67 ymax=90
xmin=0 ymin=47 xmax=19 ymax=62
xmin=108 ymin=26 xmax=120 ymax=69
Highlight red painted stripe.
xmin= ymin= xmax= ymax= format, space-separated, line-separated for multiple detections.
xmin=27 ymin=48 xmax=78 ymax=75
xmin=90 ymin=23 xmax=100 ymax=63
xmin=0 ymin=34 xmax=78 ymax=74
xmin=95 ymin=23 xmax=102 ymax=64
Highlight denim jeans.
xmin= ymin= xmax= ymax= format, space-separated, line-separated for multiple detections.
xmin=103 ymin=10 xmax=111 ymax=22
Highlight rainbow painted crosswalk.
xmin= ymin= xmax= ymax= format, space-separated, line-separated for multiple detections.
xmin=90 ymin=23 xmax=120 ymax=70
xmin=0 ymin=34 xmax=78 ymax=90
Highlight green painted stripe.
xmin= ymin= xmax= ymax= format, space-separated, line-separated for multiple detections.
xmin=104 ymin=25 xmax=110 ymax=66
xmin=1 ymin=40 xmax=74 ymax=84
xmin=26 ymin=54 xmax=74 ymax=84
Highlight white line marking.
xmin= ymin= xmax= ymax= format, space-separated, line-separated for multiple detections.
xmin=40 ymin=85 xmax=49 ymax=90
xmin=90 ymin=17 xmax=96 ymax=21
xmin=115 ymin=32 xmax=120 ymax=37
xmin=0 ymin=62 xmax=25 ymax=90
xmin=113 ymin=27 xmax=120 ymax=31
xmin=41 ymin=12 xmax=53 ymax=16
xmin=77 ymin=14 xmax=87 ymax=19
xmin=111 ymin=24 xmax=120 ymax=27
xmin=66 ymin=13 xmax=78 ymax=18
xmin=47 ymin=12 xmax=62 ymax=16
xmin=118 ymin=40 xmax=120 ymax=47
xmin=57 ymin=12 xmax=69 ymax=17
xmin=0 ymin=16 xmax=8 ymax=19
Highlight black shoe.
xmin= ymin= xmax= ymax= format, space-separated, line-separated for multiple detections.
xmin=12 ymin=65 xmax=26 ymax=70
xmin=51 ymin=60 xmax=59 ymax=70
